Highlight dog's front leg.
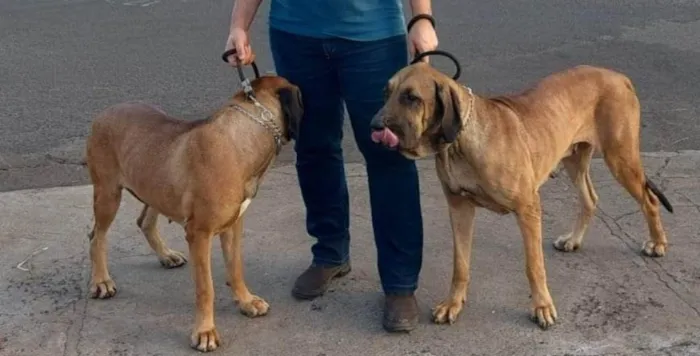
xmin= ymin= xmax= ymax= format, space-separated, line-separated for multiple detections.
xmin=220 ymin=217 xmax=269 ymax=318
xmin=432 ymin=189 xmax=476 ymax=325
xmin=515 ymin=195 xmax=557 ymax=329
xmin=186 ymin=226 xmax=220 ymax=352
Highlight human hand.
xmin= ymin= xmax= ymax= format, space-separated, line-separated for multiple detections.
xmin=407 ymin=18 xmax=438 ymax=63
xmin=224 ymin=27 xmax=256 ymax=66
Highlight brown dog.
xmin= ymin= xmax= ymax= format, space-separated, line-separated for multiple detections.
xmin=370 ymin=63 xmax=673 ymax=329
xmin=85 ymin=75 xmax=303 ymax=352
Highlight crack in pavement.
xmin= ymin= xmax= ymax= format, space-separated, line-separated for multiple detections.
xmin=596 ymin=207 xmax=700 ymax=318
xmin=658 ymin=156 xmax=672 ymax=175
xmin=613 ymin=210 xmax=639 ymax=222
xmin=73 ymin=298 xmax=89 ymax=356
xmin=61 ymin=242 xmax=90 ymax=356
xmin=655 ymin=157 xmax=672 ymax=191
xmin=678 ymin=192 xmax=700 ymax=213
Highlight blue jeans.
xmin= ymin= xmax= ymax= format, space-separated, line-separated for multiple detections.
xmin=269 ymin=28 xmax=424 ymax=295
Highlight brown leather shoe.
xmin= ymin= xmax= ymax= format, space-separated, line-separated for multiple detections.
xmin=383 ymin=294 xmax=419 ymax=332
xmin=291 ymin=262 xmax=351 ymax=300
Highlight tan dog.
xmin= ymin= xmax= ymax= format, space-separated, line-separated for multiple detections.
xmin=84 ymin=75 xmax=303 ymax=352
xmin=370 ymin=63 xmax=673 ymax=329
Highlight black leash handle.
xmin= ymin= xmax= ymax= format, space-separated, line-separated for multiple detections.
xmin=221 ymin=48 xmax=261 ymax=79
xmin=411 ymin=50 xmax=462 ymax=81
xmin=405 ymin=14 xmax=461 ymax=80
xmin=221 ymin=48 xmax=261 ymax=98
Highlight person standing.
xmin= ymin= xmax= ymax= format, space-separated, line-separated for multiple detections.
xmin=224 ymin=0 xmax=438 ymax=332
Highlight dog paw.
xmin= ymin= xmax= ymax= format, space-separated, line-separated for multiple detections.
xmin=190 ymin=327 xmax=220 ymax=352
xmin=431 ymin=299 xmax=465 ymax=325
xmin=642 ymin=241 xmax=666 ymax=257
xmin=553 ymin=233 xmax=581 ymax=253
xmin=90 ymin=279 xmax=117 ymax=299
xmin=158 ymin=249 xmax=188 ymax=268
xmin=530 ymin=302 xmax=557 ymax=330
xmin=238 ymin=295 xmax=269 ymax=318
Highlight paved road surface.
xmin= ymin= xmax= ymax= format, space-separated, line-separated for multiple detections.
xmin=1 ymin=153 xmax=699 ymax=356
xmin=1 ymin=0 xmax=700 ymax=191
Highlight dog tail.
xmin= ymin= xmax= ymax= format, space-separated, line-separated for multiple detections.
xmin=644 ymin=175 xmax=673 ymax=213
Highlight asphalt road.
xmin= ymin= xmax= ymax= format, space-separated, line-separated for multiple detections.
xmin=1 ymin=0 xmax=700 ymax=191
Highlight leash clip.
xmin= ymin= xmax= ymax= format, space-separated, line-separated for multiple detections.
xmin=222 ymin=48 xmax=262 ymax=100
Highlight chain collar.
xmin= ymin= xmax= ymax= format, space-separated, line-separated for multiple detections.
xmin=231 ymin=97 xmax=284 ymax=154
xmin=463 ymin=86 xmax=475 ymax=122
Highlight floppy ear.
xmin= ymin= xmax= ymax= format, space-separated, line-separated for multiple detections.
xmin=277 ymin=86 xmax=304 ymax=141
xmin=433 ymin=81 xmax=463 ymax=143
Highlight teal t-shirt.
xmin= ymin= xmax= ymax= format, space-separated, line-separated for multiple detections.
xmin=269 ymin=0 xmax=407 ymax=41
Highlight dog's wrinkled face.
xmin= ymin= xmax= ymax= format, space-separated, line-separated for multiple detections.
xmin=370 ymin=63 xmax=463 ymax=159
xmin=248 ymin=76 xmax=303 ymax=142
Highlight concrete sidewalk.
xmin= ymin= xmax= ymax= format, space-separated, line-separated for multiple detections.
xmin=1 ymin=151 xmax=699 ymax=356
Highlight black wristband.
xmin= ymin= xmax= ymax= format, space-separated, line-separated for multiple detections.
xmin=406 ymin=14 xmax=436 ymax=33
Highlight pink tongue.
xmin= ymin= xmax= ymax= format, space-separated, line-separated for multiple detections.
xmin=371 ymin=129 xmax=399 ymax=148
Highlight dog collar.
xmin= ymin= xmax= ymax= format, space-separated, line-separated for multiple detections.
xmin=231 ymin=98 xmax=284 ymax=154
xmin=462 ymin=86 xmax=475 ymax=122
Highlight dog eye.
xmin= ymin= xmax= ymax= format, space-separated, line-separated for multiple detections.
xmin=401 ymin=91 xmax=420 ymax=104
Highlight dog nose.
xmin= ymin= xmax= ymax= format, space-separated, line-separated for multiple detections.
xmin=369 ymin=115 xmax=385 ymax=131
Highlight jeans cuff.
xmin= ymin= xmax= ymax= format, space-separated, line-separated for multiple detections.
xmin=311 ymin=256 xmax=350 ymax=268
xmin=382 ymin=285 xmax=418 ymax=296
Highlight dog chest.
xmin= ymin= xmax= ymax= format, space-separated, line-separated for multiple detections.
xmin=437 ymin=155 xmax=514 ymax=215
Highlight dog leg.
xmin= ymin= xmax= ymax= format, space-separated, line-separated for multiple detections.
xmin=516 ymin=195 xmax=557 ymax=329
xmin=88 ymin=183 xmax=122 ymax=299
xmin=603 ymin=151 xmax=669 ymax=257
xmin=432 ymin=190 xmax=476 ymax=325
xmin=186 ymin=226 xmax=220 ymax=352
xmin=220 ymin=217 xmax=269 ymax=318
xmin=137 ymin=205 xmax=188 ymax=268
xmin=554 ymin=144 xmax=598 ymax=252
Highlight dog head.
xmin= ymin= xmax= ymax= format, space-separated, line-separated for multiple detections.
xmin=370 ymin=62 xmax=464 ymax=159
xmin=249 ymin=76 xmax=304 ymax=142
xmin=276 ymin=84 xmax=303 ymax=142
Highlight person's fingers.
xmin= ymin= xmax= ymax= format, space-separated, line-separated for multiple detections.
xmin=234 ymin=41 xmax=247 ymax=64
xmin=408 ymin=40 xmax=416 ymax=60
xmin=247 ymin=48 xmax=256 ymax=65
xmin=223 ymin=43 xmax=236 ymax=65
xmin=417 ymin=41 xmax=430 ymax=63
xmin=244 ymin=44 xmax=252 ymax=64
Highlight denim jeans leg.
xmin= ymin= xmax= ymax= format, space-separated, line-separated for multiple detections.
xmin=334 ymin=35 xmax=424 ymax=294
xmin=268 ymin=28 xmax=350 ymax=266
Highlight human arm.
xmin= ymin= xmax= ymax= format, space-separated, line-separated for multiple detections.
xmin=224 ymin=0 xmax=264 ymax=66
xmin=407 ymin=0 xmax=438 ymax=62
xmin=409 ymin=0 xmax=432 ymax=17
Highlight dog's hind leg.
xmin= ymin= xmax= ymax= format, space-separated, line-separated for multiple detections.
xmin=602 ymin=147 xmax=671 ymax=257
xmin=88 ymin=181 xmax=122 ymax=299
xmin=137 ymin=205 xmax=188 ymax=268
xmin=220 ymin=216 xmax=269 ymax=318
xmin=554 ymin=143 xmax=598 ymax=252
xmin=598 ymin=86 xmax=672 ymax=257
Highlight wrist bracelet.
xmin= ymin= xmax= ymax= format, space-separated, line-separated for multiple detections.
xmin=407 ymin=13 xmax=436 ymax=33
